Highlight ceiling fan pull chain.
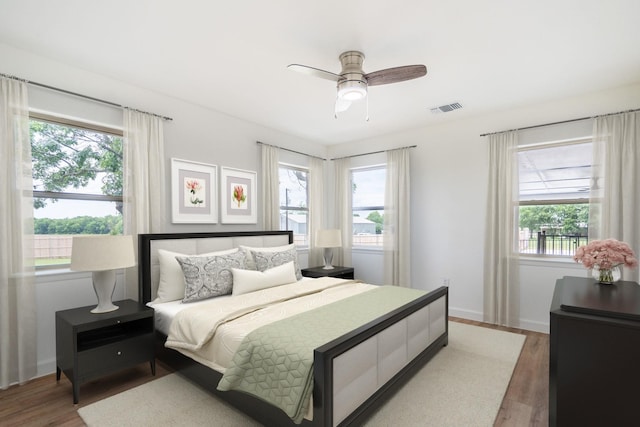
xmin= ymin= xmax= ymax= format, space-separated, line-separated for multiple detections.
xmin=365 ymin=93 xmax=370 ymax=122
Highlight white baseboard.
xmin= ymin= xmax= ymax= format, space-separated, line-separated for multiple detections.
xmin=449 ymin=307 xmax=550 ymax=334
xmin=448 ymin=307 xmax=483 ymax=322
xmin=518 ymin=319 xmax=549 ymax=334
xmin=37 ymin=358 xmax=56 ymax=378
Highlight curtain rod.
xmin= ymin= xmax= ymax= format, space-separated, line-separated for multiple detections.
xmin=256 ymin=141 xmax=326 ymax=161
xmin=480 ymin=107 xmax=640 ymax=137
xmin=330 ymin=145 xmax=417 ymax=161
xmin=1 ymin=72 xmax=173 ymax=121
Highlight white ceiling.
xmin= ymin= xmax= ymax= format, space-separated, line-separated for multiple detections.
xmin=1 ymin=0 xmax=639 ymax=145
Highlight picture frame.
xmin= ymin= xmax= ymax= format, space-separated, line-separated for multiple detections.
xmin=171 ymin=158 xmax=217 ymax=224
xmin=220 ymin=166 xmax=257 ymax=224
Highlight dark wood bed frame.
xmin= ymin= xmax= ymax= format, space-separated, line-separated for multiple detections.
xmin=139 ymin=231 xmax=448 ymax=427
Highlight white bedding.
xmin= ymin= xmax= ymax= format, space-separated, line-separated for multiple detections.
xmin=149 ymin=295 xmax=232 ymax=336
xmin=151 ymin=277 xmax=376 ymax=373
xmin=149 ymin=276 xmax=317 ymax=335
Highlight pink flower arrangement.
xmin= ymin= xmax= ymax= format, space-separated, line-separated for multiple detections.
xmin=573 ymin=239 xmax=638 ymax=270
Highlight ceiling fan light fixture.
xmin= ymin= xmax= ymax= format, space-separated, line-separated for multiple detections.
xmin=337 ymin=79 xmax=367 ymax=101
xmin=289 ymin=50 xmax=427 ymax=114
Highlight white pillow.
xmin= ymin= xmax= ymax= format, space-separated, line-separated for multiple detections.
xmin=155 ymin=248 xmax=238 ymax=303
xmin=231 ymin=261 xmax=297 ymax=296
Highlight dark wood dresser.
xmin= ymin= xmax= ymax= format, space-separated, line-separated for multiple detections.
xmin=549 ymin=276 xmax=640 ymax=426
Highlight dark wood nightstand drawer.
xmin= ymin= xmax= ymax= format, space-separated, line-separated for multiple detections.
xmin=326 ymin=270 xmax=354 ymax=280
xmin=77 ymin=333 xmax=154 ymax=381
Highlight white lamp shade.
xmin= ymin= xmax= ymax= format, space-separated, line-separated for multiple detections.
xmin=316 ymin=229 xmax=342 ymax=248
xmin=70 ymin=235 xmax=136 ymax=271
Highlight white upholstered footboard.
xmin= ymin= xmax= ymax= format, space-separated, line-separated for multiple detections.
xmin=331 ymin=295 xmax=446 ymax=426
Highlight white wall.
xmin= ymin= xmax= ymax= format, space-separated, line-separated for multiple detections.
xmin=328 ymin=82 xmax=640 ymax=333
xmin=352 ymin=249 xmax=384 ymax=285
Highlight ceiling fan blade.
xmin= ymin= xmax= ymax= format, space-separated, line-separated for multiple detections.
xmin=287 ymin=64 xmax=341 ymax=82
xmin=365 ymin=65 xmax=427 ymax=86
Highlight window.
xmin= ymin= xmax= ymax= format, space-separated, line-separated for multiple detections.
xmin=352 ymin=166 xmax=385 ymax=247
xmin=31 ymin=114 xmax=124 ymax=268
xmin=518 ymin=139 xmax=592 ymax=256
xmin=279 ymin=165 xmax=308 ymax=246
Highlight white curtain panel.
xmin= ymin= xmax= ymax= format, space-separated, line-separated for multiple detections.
xmin=333 ymin=158 xmax=352 ymax=267
xmin=590 ymin=111 xmax=640 ymax=282
xmin=308 ymin=156 xmax=325 ymax=266
xmin=123 ymin=110 xmax=166 ymax=299
xmin=260 ymin=144 xmax=280 ymax=230
xmin=483 ymin=131 xmax=520 ymax=327
xmin=383 ymin=148 xmax=411 ymax=287
xmin=0 ymin=77 xmax=37 ymax=389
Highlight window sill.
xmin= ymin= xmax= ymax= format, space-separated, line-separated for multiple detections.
xmin=519 ymin=255 xmax=584 ymax=270
xmin=352 ymin=246 xmax=384 ymax=253
xmin=35 ymin=268 xmax=90 ymax=283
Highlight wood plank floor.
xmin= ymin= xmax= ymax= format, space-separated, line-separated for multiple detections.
xmin=453 ymin=317 xmax=550 ymax=427
xmin=0 ymin=318 xmax=549 ymax=426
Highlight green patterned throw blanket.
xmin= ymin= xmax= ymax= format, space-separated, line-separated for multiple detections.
xmin=217 ymin=285 xmax=426 ymax=424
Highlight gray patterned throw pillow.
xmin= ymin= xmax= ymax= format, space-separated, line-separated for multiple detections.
xmin=251 ymin=247 xmax=302 ymax=280
xmin=176 ymin=250 xmax=247 ymax=302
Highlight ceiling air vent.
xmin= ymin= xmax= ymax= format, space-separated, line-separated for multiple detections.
xmin=430 ymin=102 xmax=463 ymax=114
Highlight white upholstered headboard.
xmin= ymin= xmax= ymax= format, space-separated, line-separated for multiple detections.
xmin=138 ymin=231 xmax=293 ymax=303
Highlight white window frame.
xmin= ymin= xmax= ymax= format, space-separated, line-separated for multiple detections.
xmin=351 ymin=165 xmax=386 ymax=248
xmin=278 ymin=163 xmax=309 ymax=246
xmin=518 ymin=138 xmax=592 ymax=258
xmin=30 ymin=113 xmax=124 ymax=269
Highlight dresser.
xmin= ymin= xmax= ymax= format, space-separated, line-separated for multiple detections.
xmin=549 ymin=276 xmax=640 ymax=427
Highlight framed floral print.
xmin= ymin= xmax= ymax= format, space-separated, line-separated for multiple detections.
xmin=171 ymin=158 xmax=217 ymax=223
xmin=220 ymin=166 xmax=257 ymax=224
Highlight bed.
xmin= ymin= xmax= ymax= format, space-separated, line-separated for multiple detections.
xmin=139 ymin=231 xmax=448 ymax=427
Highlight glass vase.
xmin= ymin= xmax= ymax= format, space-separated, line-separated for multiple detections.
xmin=591 ymin=265 xmax=621 ymax=284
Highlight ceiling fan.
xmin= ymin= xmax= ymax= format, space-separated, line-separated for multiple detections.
xmin=288 ymin=51 xmax=427 ymax=117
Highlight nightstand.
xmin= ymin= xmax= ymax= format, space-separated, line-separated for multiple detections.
xmin=301 ymin=266 xmax=355 ymax=280
xmin=55 ymin=299 xmax=155 ymax=403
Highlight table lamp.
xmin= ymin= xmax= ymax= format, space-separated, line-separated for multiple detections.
xmin=316 ymin=229 xmax=342 ymax=270
xmin=70 ymin=235 xmax=136 ymax=313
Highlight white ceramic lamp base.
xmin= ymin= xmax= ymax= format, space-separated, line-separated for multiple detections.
xmin=322 ymin=247 xmax=335 ymax=270
xmin=91 ymin=270 xmax=119 ymax=313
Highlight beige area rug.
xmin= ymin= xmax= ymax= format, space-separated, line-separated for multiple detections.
xmin=78 ymin=322 xmax=525 ymax=427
